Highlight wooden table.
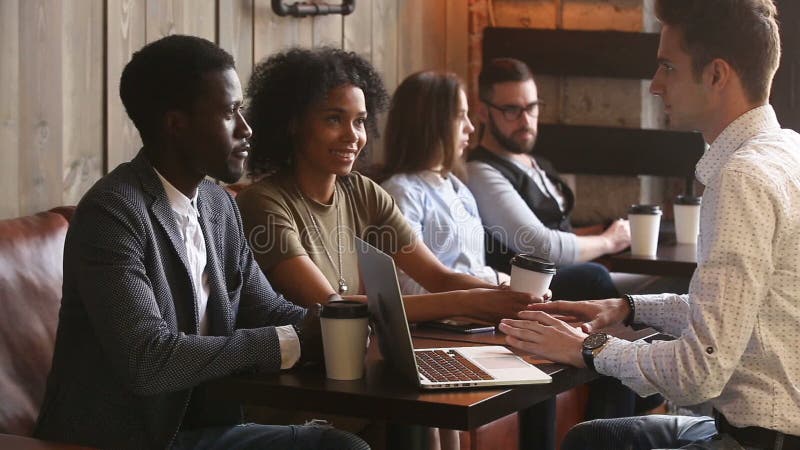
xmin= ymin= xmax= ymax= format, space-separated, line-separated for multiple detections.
xmin=206 ymin=336 xmax=598 ymax=450
xmin=206 ymin=324 xmax=659 ymax=450
xmin=0 ymin=434 xmax=95 ymax=450
xmin=205 ymin=337 xmax=595 ymax=432
xmin=603 ymin=242 xmax=697 ymax=277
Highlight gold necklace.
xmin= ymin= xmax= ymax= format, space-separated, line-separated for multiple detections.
xmin=296 ymin=184 xmax=348 ymax=294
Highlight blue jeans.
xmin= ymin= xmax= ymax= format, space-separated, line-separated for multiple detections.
xmin=549 ymin=262 xmax=619 ymax=300
xmin=171 ymin=422 xmax=370 ymax=450
xmin=560 ymin=415 xmax=754 ymax=450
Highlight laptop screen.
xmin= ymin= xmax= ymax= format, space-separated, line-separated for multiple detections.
xmin=355 ymin=237 xmax=422 ymax=386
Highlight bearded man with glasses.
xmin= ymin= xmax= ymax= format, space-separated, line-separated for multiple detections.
xmin=467 ymin=58 xmax=632 ymax=298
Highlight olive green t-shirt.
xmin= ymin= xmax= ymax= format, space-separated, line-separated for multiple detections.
xmin=236 ymin=171 xmax=417 ymax=294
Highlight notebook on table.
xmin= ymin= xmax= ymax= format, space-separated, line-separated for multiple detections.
xmin=355 ymin=237 xmax=551 ymax=390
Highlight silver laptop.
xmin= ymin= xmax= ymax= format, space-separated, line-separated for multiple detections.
xmin=355 ymin=237 xmax=551 ymax=389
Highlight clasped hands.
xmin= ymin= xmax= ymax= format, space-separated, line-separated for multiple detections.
xmin=498 ymin=298 xmax=631 ymax=368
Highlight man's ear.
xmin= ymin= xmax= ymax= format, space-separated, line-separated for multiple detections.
xmin=163 ymin=110 xmax=188 ymax=140
xmin=707 ymin=58 xmax=732 ymax=92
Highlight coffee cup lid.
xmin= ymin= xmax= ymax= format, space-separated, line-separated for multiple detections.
xmin=675 ymin=195 xmax=702 ymax=205
xmin=509 ymin=254 xmax=556 ymax=274
xmin=320 ymin=301 xmax=369 ymax=319
xmin=628 ymin=204 xmax=662 ymax=215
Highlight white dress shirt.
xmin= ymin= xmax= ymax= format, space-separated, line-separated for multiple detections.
xmin=155 ymin=170 xmax=212 ymax=336
xmin=154 ymin=171 xmax=300 ymax=367
xmin=596 ymin=105 xmax=800 ymax=435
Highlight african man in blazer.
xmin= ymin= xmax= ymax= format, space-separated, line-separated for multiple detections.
xmin=33 ymin=35 xmax=369 ymax=450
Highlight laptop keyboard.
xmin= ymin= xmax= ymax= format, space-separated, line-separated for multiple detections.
xmin=415 ymin=349 xmax=495 ymax=383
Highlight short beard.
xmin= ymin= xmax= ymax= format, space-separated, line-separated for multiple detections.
xmin=214 ymin=162 xmax=245 ymax=185
xmin=487 ymin=113 xmax=535 ymax=154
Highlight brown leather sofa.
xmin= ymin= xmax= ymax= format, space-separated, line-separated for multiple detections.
xmin=0 ymin=208 xmax=93 ymax=449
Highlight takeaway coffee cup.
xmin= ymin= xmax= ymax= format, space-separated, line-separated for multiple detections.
xmin=628 ymin=204 xmax=663 ymax=256
xmin=509 ymin=254 xmax=556 ymax=297
xmin=673 ymin=195 xmax=702 ymax=244
xmin=320 ymin=301 xmax=369 ymax=380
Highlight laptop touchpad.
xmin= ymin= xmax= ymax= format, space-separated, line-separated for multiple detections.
xmin=474 ymin=356 xmax=532 ymax=370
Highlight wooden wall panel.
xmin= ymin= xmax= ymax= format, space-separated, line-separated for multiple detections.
xmin=0 ymin=0 xmax=20 ymax=218
xmin=343 ymin=2 xmax=378 ymax=162
xmin=19 ymin=0 xmax=63 ymax=216
xmin=398 ymin=0 xmax=447 ymax=81
xmin=146 ymin=0 xmax=178 ymax=39
xmin=446 ymin=0 xmax=470 ymax=84
xmin=62 ymin=0 xmax=104 ymax=206
xmin=181 ymin=0 xmax=216 ymax=41
xmin=491 ymin=0 xmax=559 ymax=29
xmin=106 ymin=0 xmax=145 ymax=172
xmin=313 ymin=12 xmax=343 ymax=48
xmin=343 ymin=0 xmax=370 ymax=59
xmin=145 ymin=0 xmax=216 ymax=42
xmin=219 ymin=0 xmax=255 ymax=85
xmin=253 ymin=0 xmax=313 ymax=63
xmin=2 ymin=0 xmax=469 ymax=219
xmin=372 ymin=0 xmax=398 ymax=91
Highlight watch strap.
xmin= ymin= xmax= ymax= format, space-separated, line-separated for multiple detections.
xmin=582 ymin=346 xmax=596 ymax=371
xmin=582 ymin=332 xmax=609 ymax=371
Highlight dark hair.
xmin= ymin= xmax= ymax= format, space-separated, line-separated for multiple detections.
xmin=245 ymin=47 xmax=389 ymax=177
xmin=655 ymin=0 xmax=780 ymax=103
xmin=119 ymin=34 xmax=235 ymax=145
xmin=382 ymin=71 xmax=464 ymax=177
xmin=478 ymin=57 xmax=534 ymax=101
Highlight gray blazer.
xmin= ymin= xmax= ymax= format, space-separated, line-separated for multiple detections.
xmin=34 ymin=152 xmax=306 ymax=449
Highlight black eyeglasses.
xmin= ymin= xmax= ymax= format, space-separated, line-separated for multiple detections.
xmin=482 ymin=99 xmax=544 ymax=121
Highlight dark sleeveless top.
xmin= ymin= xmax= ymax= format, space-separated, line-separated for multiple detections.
xmin=468 ymin=146 xmax=575 ymax=272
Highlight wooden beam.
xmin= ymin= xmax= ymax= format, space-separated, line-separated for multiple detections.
xmin=483 ymin=28 xmax=660 ymax=80
xmin=535 ymin=124 xmax=705 ymax=178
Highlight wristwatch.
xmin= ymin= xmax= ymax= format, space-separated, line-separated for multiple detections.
xmin=582 ymin=333 xmax=610 ymax=371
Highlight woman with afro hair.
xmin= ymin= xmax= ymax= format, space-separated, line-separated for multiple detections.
xmin=236 ymin=47 xmax=542 ymax=327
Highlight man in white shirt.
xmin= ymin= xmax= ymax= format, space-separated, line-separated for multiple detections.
xmin=499 ymin=1 xmax=800 ymax=449
xmin=34 ymin=35 xmax=368 ymax=450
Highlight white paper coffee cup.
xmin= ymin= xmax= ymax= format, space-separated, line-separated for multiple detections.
xmin=320 ymin=301 xmax=369 ymax=380
xmin=673 ymin=195 xmax=701 ymax=244
xmin=509 ymin=254 xmax=556 ymax=297
xmin=628 ymin=204 xmax=662 ymax=256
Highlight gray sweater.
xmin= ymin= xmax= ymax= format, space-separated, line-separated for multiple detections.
xmin=466 ymin=158 xmax=579 ymax=266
